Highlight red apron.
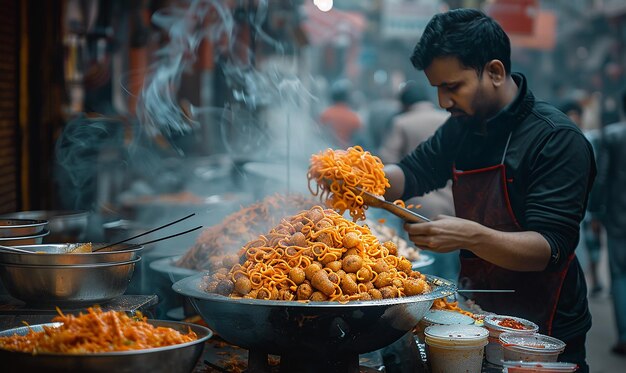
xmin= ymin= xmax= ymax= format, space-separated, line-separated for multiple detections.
xmin=452 ymin=133 xmax=573 ymax=335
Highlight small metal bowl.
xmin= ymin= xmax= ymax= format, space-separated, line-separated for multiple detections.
xmin=0 ymin=257 xmax=141 ymax=306
xmin=149 ymin=255 xmax=200 ymax=284
xmin=0 ymin=211 xmax=89 ymax=243
xmin=0 ymin=218 xmax=48 ymax=238
xmin=0 ymin=229 xmax=50 ymax=245
xmin=0 ymin=319 xmax=212 ymax=373
xmin=0 ymin=243 xmax=143 ymax=266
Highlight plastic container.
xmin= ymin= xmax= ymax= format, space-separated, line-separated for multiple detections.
xmin=502 ymin=361 xmax=578 ymax=372
xmin=415 ymin=309 xmax=476 ymax=341
xmin=424 ymin=324 xmax=489 ymax=373
xmin=500 ymin=332 xmax=566 ymax=363
xmin=483 ymin=315 xmax=538 ymax=365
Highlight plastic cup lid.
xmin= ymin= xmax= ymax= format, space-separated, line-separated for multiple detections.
xmin=502 ymin=361 xmax=578 ymax=372
xmin=484 ymin=314 xmax=539 ymax=332
xmin=425 ymin=324 xmax=488 ymax=341
xmin=499 ymin=332 xmax=566 ymax=352
xmin=423 ymin=310 xmax=475 ymax=325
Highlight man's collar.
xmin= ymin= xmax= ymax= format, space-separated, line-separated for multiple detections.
xmin=483 ymin=73 xmax=535 ymax=133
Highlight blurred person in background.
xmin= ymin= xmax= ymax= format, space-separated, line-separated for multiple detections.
xmin=559 ymin=99 xmax=604 ymax=297
xmin=378 ymin=81 xmax=458 ymax=281
xmin=587 ymin=88 xmax=626 ymax=356
xmin=383 ymin=9 xmax=595 ymax=371
xmin=318 ymin=79 xmax=362 ymax=147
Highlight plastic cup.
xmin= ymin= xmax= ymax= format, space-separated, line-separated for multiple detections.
xmin=415 ymin=309 xmax=476 ymax=342
xmin=499 ymin=332 xmax=566 ymax=363
xmin=483 ymin=315 xmax=538 ymax=365
xmin=424 ymin=324 xmax=489 ymax=373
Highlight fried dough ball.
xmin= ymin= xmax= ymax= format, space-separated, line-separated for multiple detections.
xmin=397 ymin=258 xmax=413 ymax=274
xmin=234 ymin=277 xmax=252 ymax=296
xmin=325 ymin=260 xmax=343 ymax=272
xmin=356 ymin=267 xmax=373 ymax=282
xmin=290 ymin=232 xmax=307 ymax=247
xmin=311 ymin=269 xmax=335 ymax=297
xmin=215 ymin=279 xmax=234 ymax=296
xmin=380 ymin=286 xmax=399 ymax=299
xmin=403 ymin=278 xmax=427 ymax=296
xmin=342 ymin=255 xmax=363 ymax=273
xmin=371 ymin=258 xmax=390 ymax=274
xmin=289 ymin=267 xmax=306 ymax=285
xmin=328 ymin=272 xmax=340 ymax=285
xmin=297 ymin=283 xmax=313 ymax=300
xmin=374 ymin=271 xmax=393 ymax=289
xmin=222 ymin=254 xmax=240 ymax=268
xmin=344 ymin=248 xmax=359 ymax=257
xmin=368 ymin=288 xmax=383 ymax=300
xmin=382 ymin=241 xmax=398 ymax=256
xmin=305 ymin=262 xmax=323 ymax=280
xmin=310 ymin=291 xmax=328 ymax=301
xmin=340 ymin=273 xmax=358 ymax=295
xmin=342 ymin=232 xmax=360 ymax=248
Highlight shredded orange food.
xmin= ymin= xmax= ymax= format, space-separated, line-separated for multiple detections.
xmin=431 ymin=297 xmax=475 ymax=318
xmin=308 ymin=146 xmax=390 ymax=221
xmin=0 ymin=307 xmax=197 ymax=354
xmin=204 ymin=206 xmax=431 ymax=302
xmin=176 ymin=194 xmax=317 ymax=271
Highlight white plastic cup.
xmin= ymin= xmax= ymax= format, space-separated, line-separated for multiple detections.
xmin=415 ymin=309 xmax=476 ymax=342
xmin=424 ymin=324 xmax=489 ymax=373
xmin=499 ymin=332 xmax=566 ymax=363
xmin=483 ymin=315 xmax=538 ymax=365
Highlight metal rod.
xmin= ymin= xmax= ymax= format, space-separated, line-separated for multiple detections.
xmin=457 ymin=289 xmax=515 ymax=293
xmin=93 ymin=225 xmax=203 ymax=252
xmin=96 ymin=213 xmax=196 ymax=250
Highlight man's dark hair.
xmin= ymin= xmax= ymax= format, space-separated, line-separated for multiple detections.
xmin=330 ymin=79 xmax=351 ymax=103
xmin=410 ymin=8 xmax=511 ymax=75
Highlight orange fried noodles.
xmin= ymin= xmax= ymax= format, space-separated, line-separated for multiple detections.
xmin=0 ymin=307 xmax=197 ymax=354
xmin=204 ymin=206 xmax=431 ymax=302
xmin=431 ymin=297 xmax=475 ymax=318
xmin=308 ymin=146 xmax=390 ymax=221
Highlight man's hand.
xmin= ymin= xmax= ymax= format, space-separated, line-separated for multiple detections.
xmin=404 ymin=215 xmax=483 ymax=253
xmin=403 ymin=215 xmax=552 ymax=271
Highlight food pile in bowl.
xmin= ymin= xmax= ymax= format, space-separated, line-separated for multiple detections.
xmin=0 ymin=307 xmax=197 ymax=354
xmin=175 ymin=194 xmax=318 ymax=272
xmin=202 ymin=205 xmax=432 ymax=302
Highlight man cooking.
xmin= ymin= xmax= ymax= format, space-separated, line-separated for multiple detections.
xmin=383 ymin=9 xmax=595 ymax=371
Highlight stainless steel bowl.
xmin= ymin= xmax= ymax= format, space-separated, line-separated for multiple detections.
xmin=0 ymin=243 xmax=143 ymax=266
xmin=0 ymin=257 xmax=141 ymax=306
xmin=149 ymin=255 xmax=200 ymax=284
xmin=0 ymin=211 xmax=89 ymax=243
xmin=173 ymin=273 xmax=455 ymax=361
xmin=0 ymin=218 xmax=48 ymax=238
xmin=0 ymin=229 xmax=49 ymax=245
xmin=0 ymin=319 xmax=212 ymax=373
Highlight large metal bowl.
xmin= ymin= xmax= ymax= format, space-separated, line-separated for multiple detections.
xmin=149 ymin=255 xmax=200 ymax=284
xmin=0 ymin=319 xmax=212 ymax=373
xmin=173 ymin=272 xmax=455 ymax=370
xmin=0 ymin=230 xmax=49 ymax=246
xmin=0 ymin=243 xmax=144 ymax=266
xmin=0 ymin=211 xmax=89 ymax=243
xmin=0 ymin=257 xmax=141 ymax=306
xmin=0 ymin=218 xmax=48 ymax=238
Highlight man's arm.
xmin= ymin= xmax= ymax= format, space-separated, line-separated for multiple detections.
xmin=383 ymin=164 xmax=406 ymax=201
xmin=404 ymin=216 xmax=551 ymax=271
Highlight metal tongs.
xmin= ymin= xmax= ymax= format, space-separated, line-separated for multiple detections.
xmin=352 ymin=187 xmax=430 ymax=223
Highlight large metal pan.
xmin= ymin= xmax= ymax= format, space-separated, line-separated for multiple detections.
xmin=173 ymin=272 xmax=455 ymax=371
xmin=0 ymin=320 xmax=212 ymax=373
